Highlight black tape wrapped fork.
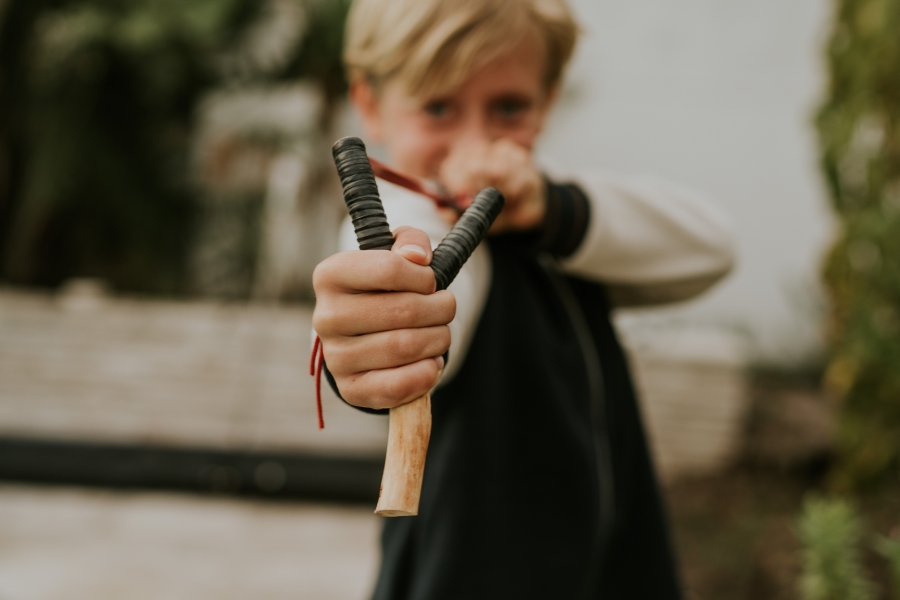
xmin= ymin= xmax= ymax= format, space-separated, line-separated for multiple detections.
xmin=329 ymin=135 xmax=505 ymax=517
xmin=431 ymin=187 xmax=504 ymax=291
xmin=332 ymin=137 xmax=394 ymax=251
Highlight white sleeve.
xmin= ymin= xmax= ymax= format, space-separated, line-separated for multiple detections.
xmin=338 ymin=180 xmax=491 ymax=385
xmin=559 ymin=172 xmax=736 ymax=307
xmin=328 ymin=172 xmax=733 ymax=386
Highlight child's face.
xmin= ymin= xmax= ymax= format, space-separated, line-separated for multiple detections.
xmin=352 ymin=35 xmax=556 ymax=183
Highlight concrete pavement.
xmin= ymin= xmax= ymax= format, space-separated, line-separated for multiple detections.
xmin=0 ymin=485 xmax=381 ymax=600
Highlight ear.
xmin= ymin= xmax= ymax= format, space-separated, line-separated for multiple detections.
xmin=350 ymin=79 xmax=384 ymax=142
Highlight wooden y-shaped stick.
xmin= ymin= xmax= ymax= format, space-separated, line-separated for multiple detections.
xmin=332 ymin=137 xmax=503 ymax=516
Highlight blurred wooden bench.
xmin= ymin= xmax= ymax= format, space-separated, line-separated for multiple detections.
xmin=0 ymin=283 xmax=386 ymax=456
xmin=0 ymin=283 xmax=749 ymax=487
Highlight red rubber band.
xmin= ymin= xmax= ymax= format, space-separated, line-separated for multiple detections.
xmin=368 ymin=157 xmax=467 ymax=211
xmin=310 ymin=335 xmax=320 ymax=377
xmin=310 ymin=335 xmax=325 ymax=429
xmin=315 ymin=347 xmax=325 ymax=430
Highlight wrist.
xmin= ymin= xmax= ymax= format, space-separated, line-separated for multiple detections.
xmin=535 ymin=178 xmax=591 ymax=257
xmin=521 ymin=180 xmax=548 ymax=230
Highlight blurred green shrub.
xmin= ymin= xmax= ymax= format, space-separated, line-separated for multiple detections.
xmin=798 ymin=496 xmax=876 ymax=600
xmin=817 ymin=0 xmax=900 ymax=488
xmin=0 ymin=0 xmax=349 ymax=295
xmin=875 ymin=531 xmax=900 ymax=600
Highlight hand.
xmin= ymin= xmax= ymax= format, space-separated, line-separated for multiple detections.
xmin=439 ymin=138 xmax=546 ymax=233
xmin=312 ymin=227 xmax=455 ymax=410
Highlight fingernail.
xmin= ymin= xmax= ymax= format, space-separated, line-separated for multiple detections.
xmin=434 ymin=355 xmax=445 ymax=371
xmin=400 ymin=244 xmax=427 ymax=256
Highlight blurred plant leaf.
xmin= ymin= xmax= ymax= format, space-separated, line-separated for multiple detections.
xmin=0 ymin=0 xmax=347 ymax=295
xmin=818 ymin=0 xmax=900 ymax=489
xmin=797 ymin=496 xmax=876 ymax=600
xmin=874 ymin=530 xmax=900 ymax=599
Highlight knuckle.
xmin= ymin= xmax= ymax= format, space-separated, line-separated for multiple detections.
xmin=320 ymin=340 xmax=347 ymax=373
xmin=436 ymin=326 xmax=452 ymax=353
xmin=357 ymin=380 xmax=393 ymax=410
xmin=311 ymin=305 xmax=336 ymax=334
xmin=376 ymin=254 xmax=403 ymax=287
xmin=312 ymin=253 xmax=349 ymax=288
xmin=342 ymin=374 xmax=386 ymax=410
xmin=311 ymin=260 xmax=333 ymax=292
xmin=340 ymin=380 xmax=369 ymax=408
xmin=382 ymin=373 xmax=426 ymax=406
xmin=388 ymin=329 xmax=419 ymax=363
xmin=344 ymin=372 xmax=412 ymax=411
xmin=446 ymin=292 xmax=457 ymax=317
xmin=423 ymin=269 xmax=437 ymax=293
xmin=435 ymin=291 xmax=456 ymax=322
xmin=380 ymin=377 xmax=406 ymax=406
xmin=390 ymin=295 xmax=417 ymax=324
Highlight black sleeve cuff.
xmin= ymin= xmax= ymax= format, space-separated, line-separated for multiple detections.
xmin=536 ymin=179 xmax=591 ymax=258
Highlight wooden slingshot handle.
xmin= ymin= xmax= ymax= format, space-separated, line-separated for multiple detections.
xmin=332 ymin=137 xmax=504 ymax=516
xmin=375 ymin=392 xmax=432 ymax=516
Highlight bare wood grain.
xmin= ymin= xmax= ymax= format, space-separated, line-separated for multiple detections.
xmin=374 ymin=393 xmax=432 ymax=517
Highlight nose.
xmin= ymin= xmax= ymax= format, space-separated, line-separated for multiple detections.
xmin=452 ymin=110 xmax=495 ymax=152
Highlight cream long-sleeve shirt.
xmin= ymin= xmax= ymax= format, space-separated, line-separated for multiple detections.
xmin=338 ymin=172 xmax=735 ymax=384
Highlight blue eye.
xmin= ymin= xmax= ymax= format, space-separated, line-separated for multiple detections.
xmin=495 ymin=100 xmax=525 ymax=117
xmin=493 ymin=95 xmax=534 ymax=121
xmin=425 ymin=101 xmax=450 ymax=118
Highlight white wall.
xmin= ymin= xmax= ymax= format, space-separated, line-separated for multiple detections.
xmin=539 ymin=0 xmax=836 ymax=362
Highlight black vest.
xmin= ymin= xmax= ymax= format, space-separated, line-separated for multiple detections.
xmin=371 ymin=236 xmax=683 ymax=600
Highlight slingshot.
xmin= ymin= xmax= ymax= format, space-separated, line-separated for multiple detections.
xmin=323 ymin=136 xmax=504 ymax=516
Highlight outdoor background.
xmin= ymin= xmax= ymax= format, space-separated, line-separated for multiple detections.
xmin=1 ymin=0 xmax=899 ymax=599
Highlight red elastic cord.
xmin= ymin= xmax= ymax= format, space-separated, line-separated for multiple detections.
xmin=309 ymin=335 xmax=320 ymax=376
xmin=368 ymin=157 xmax=468 ymax=211
xmin=310 ymin=335 xmax=325 ymax=429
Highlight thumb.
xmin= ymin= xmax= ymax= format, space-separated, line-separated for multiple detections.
xmin=392 ymin=226 xmax=433 ymax=267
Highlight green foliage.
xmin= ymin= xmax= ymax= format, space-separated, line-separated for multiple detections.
xmin=0 ymin=0 xmax=257 ymax=293
xmin=875 ymin=531 xmax=900 ymax=599
xmin=281 ymin=0 xmax=352 ymax=105
xmin=0 ymin=0 xmax=350 ymax=295
xmin=798 ymin=496 xmax=876 ymax=600
xmin=817 ymin=0 xmax=900 ymax=488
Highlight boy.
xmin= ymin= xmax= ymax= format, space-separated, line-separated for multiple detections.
xmin=313 ymin=0 xmax=734 ymax=597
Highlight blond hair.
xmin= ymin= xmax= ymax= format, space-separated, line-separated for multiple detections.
xmin=344 ymin=0 xmax=578 ymax=97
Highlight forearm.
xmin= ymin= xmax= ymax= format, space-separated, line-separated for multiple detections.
xmin=555 ymin=172 xmax=735 ymax=306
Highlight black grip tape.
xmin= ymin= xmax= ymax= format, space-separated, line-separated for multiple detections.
xmin=332 ymin=137 xmax=394 ymax=251
xmin=331 ymin=137 xmax=505 ymax=291
xmin=431 ymin=187 xmax=505 ymax=291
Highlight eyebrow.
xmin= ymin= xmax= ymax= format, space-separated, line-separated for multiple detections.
xmin=488 ymin=93 xmax=535 ymax=107
xmin=492 ymin=91 xmax=534 ymax=101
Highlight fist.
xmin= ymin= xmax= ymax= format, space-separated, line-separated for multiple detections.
xmin=312 ymin=227 xmax=455 ymax=410
xmin=439 ymin=138 xmax=545 ymax=232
